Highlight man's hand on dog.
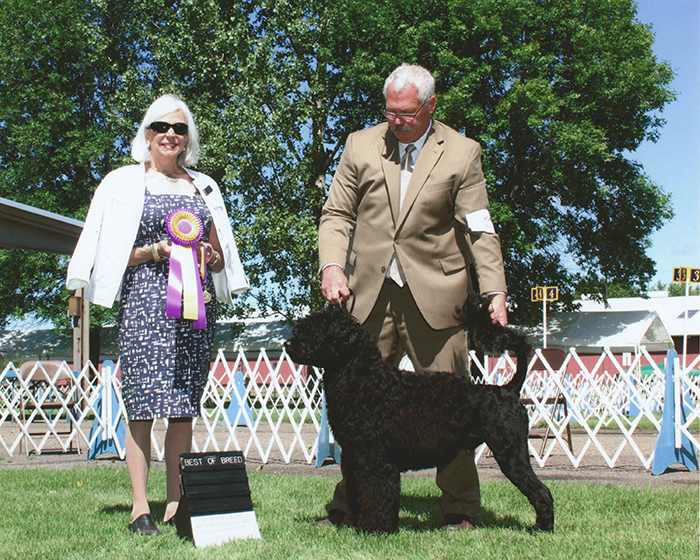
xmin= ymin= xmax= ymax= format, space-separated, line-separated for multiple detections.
xmin=322 ymin=265 xmax=352 ymax=304
xmin=487 ymin=292 xmax=508 ymax=327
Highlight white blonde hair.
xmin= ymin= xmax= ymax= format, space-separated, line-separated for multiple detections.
xmin=383 ymin=64 xmax=435 ymax=104
xmin=130 ymin=94 xmax=200 ymax=166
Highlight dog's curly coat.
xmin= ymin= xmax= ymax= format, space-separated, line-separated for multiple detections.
xmin=284 ymin=299 xmax=554 ymax=534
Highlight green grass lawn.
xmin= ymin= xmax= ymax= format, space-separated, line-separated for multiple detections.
xmin=0 ymin=467 xmax=696 ymax=560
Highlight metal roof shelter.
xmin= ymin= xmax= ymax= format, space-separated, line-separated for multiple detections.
xmin=215 ymin=317 xmax=292 ymax=354
xmin=544 ymin=311 xmax=674 ymax=353
xmin=0 ymin=196 xmax=83 ymax=254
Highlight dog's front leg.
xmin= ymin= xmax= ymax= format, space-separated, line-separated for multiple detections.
xmin=354 ymin=457 xmax=401 ymax=534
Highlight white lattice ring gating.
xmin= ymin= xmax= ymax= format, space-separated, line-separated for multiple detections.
xmin=0 ymin=347 xmax=696 ymax=469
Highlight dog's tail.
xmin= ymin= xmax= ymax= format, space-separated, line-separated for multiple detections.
xmin=456 ymin=298 xmax=532 ymax=393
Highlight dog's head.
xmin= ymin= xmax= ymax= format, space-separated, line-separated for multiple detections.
xmin=284 ymin=306 xmax=368 ymax=369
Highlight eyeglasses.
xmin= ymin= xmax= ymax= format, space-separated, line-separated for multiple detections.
xmin=148 ymin=121 xmax=189 ymax=135
xmin=384 ymin=101 xmax=426 ymax=122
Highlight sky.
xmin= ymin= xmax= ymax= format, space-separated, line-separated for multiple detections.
xmin=633 ymin=0 xmax=700 ymax=288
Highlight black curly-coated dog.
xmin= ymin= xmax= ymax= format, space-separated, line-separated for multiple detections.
xmin=284 ymin=299 xmax=554 ymax=534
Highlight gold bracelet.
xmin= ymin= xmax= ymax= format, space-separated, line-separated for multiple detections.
xmin=150 ymin=243 xmax=162 ymax=262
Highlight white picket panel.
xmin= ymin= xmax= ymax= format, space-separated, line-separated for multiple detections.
xmin=0 ymin=346 xmax=697 ymax=469
xmin=678 ymin=354 xmax=700 ymax=449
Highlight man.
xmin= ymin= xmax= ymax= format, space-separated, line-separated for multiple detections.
xmin=318 ymin=64 xmax=508 ymax=530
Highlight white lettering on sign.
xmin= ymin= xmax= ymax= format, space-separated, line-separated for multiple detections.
xmin=182 ymin=457 xmax=203 ymax=467
xmin=221 ymin=455 xmax=244 ymax=465
xmin=190 ymin=511 xmax=261 ymax=547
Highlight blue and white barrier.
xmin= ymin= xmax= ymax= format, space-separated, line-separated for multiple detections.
xmin=651 ymin=350 xmax=698 ymax=475
xmin=315 ymin=392 xmax=340 ymax=467
xmin=88 ymin=360 xmax=126 ymax=460
xmin=222 ymin=371 xmax=255 ymax=428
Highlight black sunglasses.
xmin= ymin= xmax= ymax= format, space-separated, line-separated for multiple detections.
xmin=148 ymin=121 xmax=189 ymax=135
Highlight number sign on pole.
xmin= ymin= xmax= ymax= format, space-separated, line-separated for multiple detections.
xmin=531 ymin=286 xmax=559 ymax=348
xmin=672 ymin=267 xmax=700 ymax=284
xmin=671 ymin=267 xmax=700 ymax=370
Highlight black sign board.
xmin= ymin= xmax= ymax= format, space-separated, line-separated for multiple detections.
xmin=175 ymin=451 xmax=261 ymax=546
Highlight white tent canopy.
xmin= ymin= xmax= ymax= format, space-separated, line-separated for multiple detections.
xmin=543 ymin=311 xmax=674 ymax=353
xmin=576 ymin=293 xmax=700 ymax=338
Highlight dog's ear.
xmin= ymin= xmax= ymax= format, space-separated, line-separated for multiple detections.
xmin=455 ymin=296 xmax=494 ymax=328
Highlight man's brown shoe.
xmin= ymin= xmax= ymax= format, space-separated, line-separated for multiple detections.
xmin=442 ymin=514 xmax=475 ymax=531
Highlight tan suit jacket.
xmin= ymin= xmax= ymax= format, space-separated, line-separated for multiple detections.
xmin=319 ymin=120 xmax=507 ymax=330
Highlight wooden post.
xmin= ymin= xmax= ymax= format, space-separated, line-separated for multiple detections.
xmin=70 ymin=288 xmax=89 ymax=371
xmin=70 ymin=288 xmax=90 ymax=410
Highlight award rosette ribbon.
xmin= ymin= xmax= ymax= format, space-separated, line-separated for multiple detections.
xmin=165 ymin=208 xmax=207 ymax=329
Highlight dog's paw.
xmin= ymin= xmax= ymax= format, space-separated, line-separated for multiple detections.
xmin=527 ymin=523 xmax=554 ymax=534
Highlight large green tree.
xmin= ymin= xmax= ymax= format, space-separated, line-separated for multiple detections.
xmin=0 ymin=0 xmax=675 ymax=332
xmin=0 ymin=0 xmax=153 ymax=360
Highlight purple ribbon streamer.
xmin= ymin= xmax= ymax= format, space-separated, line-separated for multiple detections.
xmin=166 ymin=248 xmax=184 ymax=319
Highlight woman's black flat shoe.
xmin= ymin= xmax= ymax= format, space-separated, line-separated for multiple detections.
xmin=128 ymin=513 xmax=162 ymax=535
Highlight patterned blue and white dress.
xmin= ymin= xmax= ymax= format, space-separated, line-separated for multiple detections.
xmin=119 ymin=188 xmax=217 ymax=420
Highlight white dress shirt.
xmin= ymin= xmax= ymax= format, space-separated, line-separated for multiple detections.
xmin=386 ymin=124 xmax=431 ymax=285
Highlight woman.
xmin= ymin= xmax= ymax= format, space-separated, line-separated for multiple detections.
xmin=67 ymin=94 xmax=249 ymax=535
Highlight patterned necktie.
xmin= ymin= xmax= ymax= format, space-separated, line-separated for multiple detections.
xmin=388 ymin=143 xmax=417 ymax=287
xmin=401 ymin=143 xmax=416 ymax=173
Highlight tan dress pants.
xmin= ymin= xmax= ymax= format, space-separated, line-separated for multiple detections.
xmin=331 ymin=280 xmax=480 ymax=519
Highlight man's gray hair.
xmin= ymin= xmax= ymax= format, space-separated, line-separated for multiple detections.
xmin=130 ymin=94 xmax=200 ymax=166
xmin=383 ymin=64 xmax=435 ymax=104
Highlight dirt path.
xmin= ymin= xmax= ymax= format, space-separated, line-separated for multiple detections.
xmin=1 ymin=424 xmax=696 ymax=490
